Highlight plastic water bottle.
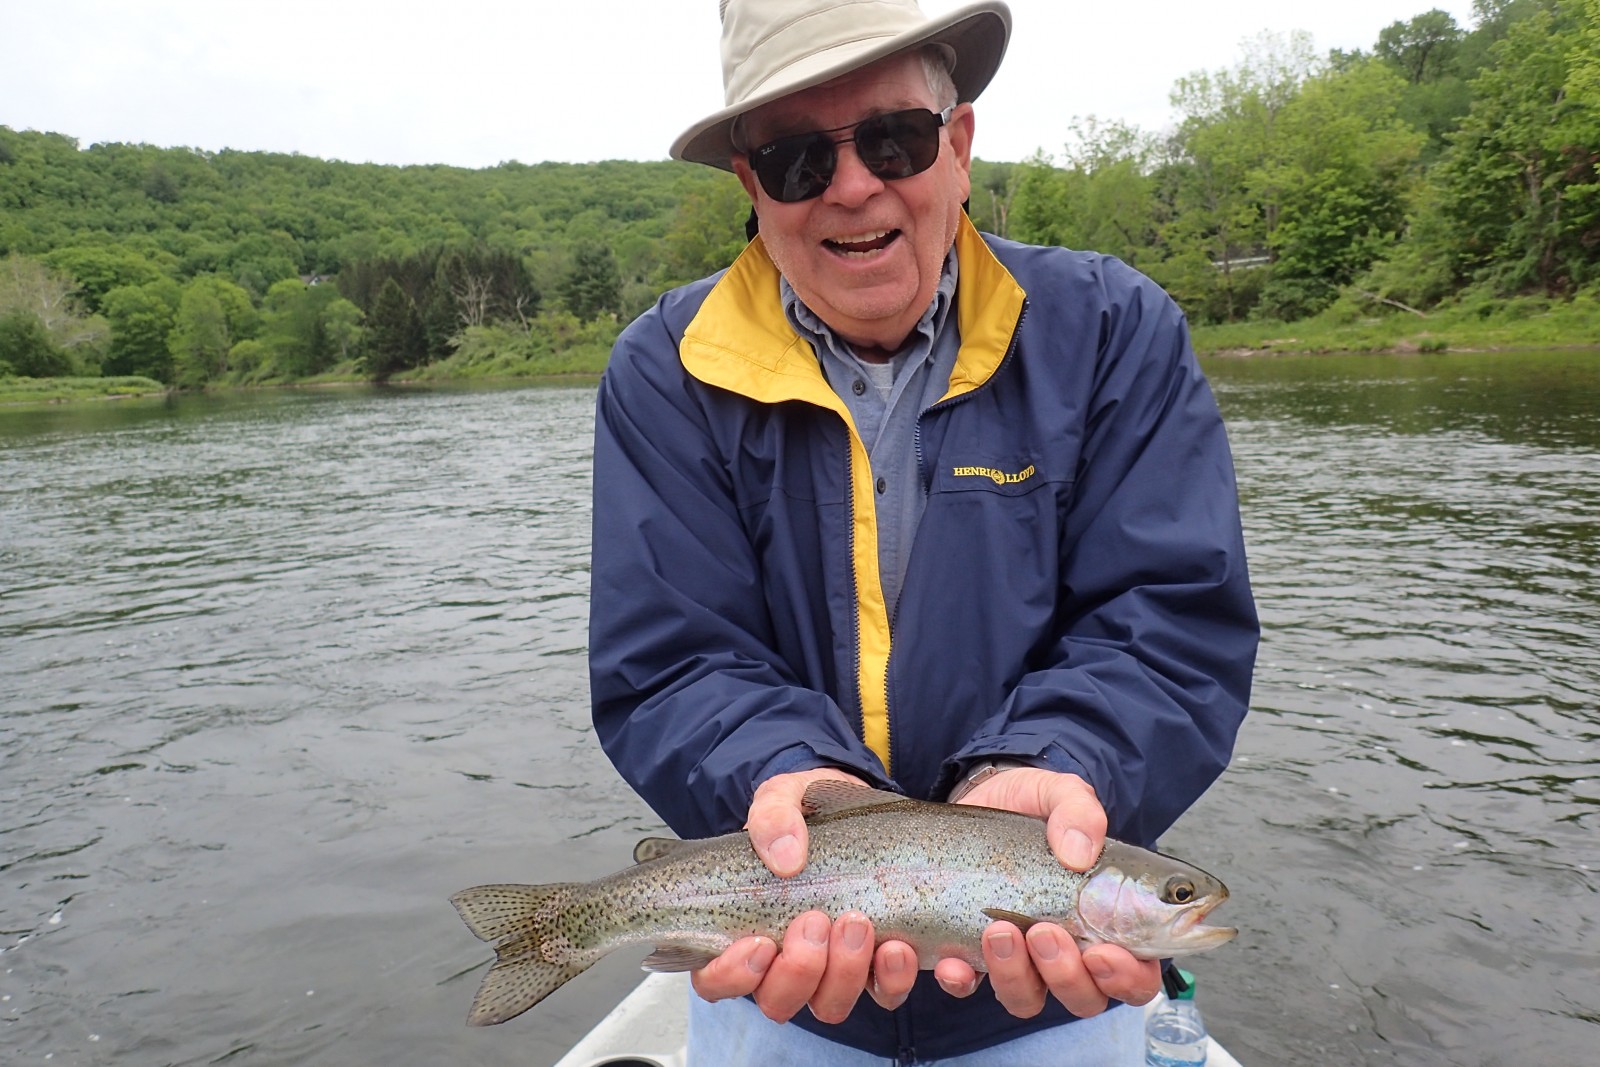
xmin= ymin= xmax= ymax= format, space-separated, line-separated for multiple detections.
xmin=1144 ymin=968 xmax=1208 ymax=1066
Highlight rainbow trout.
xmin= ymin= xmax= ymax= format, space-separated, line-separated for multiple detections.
xmin=450 ymin=781 xmax=1234 ymax=1026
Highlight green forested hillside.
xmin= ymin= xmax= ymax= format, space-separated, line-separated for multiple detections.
xmin=1000 ymin=0 xmax=1598 ymax=325
xmin=1 ymin=0 xmax=1595 ymax=394
xmin=0 ymin=145 xmax=755 ymax=386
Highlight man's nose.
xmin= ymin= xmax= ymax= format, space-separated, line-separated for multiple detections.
xmin=821 ymin=141 xmax=886 ymax=206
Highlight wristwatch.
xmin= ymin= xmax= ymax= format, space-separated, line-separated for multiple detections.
xmin=947 ymin=758 xmax=1030 ymax=803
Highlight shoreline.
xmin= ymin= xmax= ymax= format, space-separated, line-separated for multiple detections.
xmin=0 ymin=371 xmax=606 ymax=411
xmin=1198 ymin=341 xmax=1600 ymax=358
xmin=4 ymin=340 xmax=1595 ymax=410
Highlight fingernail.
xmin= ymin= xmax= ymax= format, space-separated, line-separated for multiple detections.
xmin=748 ymin=939 xmax=776 ymax=975
xmin=842 ymin=916 xmax=869 ymax=952
xmin=987 ymin=929 xmax=1015 ymax=961
xmin=1086 ymin=957 xmax=1113 ymax=982
xmin=940 ymin=976 xmax=979 ymax=998
xmin=803 ymin=913 xmax=829 ymax=947
xmin=881 ymin=947 xmax=908 ymax=975
xmin=1030 ymin=927 xmax=1060 ymax=961
xmin=767 ymin=833 xmax=802 ymax=873
xmin=1062 ymin=829 xmax=1097 ymax=870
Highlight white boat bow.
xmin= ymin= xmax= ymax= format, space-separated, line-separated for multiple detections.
xmin=552 ymin=972 xmax=1242 ymax=1067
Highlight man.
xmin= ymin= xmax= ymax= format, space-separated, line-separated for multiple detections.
xmin=589 ymin=1 xmax=1257 ymax=1061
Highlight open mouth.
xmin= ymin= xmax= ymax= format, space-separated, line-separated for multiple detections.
xmin=824 ymin=229 xmax=900 ymax=256
xmin=1172 ymin=896 xmax=1237 ymax=945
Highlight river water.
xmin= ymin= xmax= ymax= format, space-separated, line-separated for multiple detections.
xmin=1 ymin=350 xmax=1596 ymax=1066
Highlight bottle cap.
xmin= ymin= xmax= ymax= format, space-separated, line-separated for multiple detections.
xmin=1165 ymin=966 xmax=1197 ymax=1000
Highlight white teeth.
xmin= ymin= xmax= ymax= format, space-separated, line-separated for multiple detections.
xmin=830 ymin=230 xmax=890 ymax=245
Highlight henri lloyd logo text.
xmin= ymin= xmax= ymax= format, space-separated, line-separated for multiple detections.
xmin=952 ymin=464 xmax=1037 ymax=486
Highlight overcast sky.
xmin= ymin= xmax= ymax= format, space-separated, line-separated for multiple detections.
xmin=3 ymin=0 xmax=1480 ymax=168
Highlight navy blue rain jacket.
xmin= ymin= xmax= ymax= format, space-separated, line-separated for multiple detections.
xmin=589 ymin=217 xmax=1257 ymax=1058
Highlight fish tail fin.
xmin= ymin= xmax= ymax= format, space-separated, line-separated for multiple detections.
xmin=451 ymin=882 xmax=595 ymax=1026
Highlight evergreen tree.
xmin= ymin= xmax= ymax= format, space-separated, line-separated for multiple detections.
xmin=364 ymin=277 xmax=423 ymax=381
xmin=561 ymin=242 xmax=621 ymax=322
xmin=424 ymin=252 xmax=466 ymax=361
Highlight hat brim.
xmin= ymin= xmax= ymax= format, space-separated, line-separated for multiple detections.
xmin=671 ymin=2 xmax=1011 ymax=171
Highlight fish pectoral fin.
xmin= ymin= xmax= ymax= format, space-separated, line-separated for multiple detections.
xmin=632 ymin=836 xmax=693 ymax=864
xmin=640 ymin=945 xmax=721 ymax=973
xmin=800 ymin=780 xmax=909 ymax=819
xmin=981 ymin=907 xmax=1040 ymax=932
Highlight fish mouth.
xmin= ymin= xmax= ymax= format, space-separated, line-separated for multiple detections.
xmin=1170 ymin=895 xmax=1236 ymax=948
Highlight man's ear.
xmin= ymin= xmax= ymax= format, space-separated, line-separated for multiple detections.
xmin=946 ymin=103 xmax=976 ymax=203
xmin=730 ymin=156 xmax=763 ymax=206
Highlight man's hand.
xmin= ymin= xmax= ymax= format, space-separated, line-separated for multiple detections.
xmin=937 ymin=767 xmax=1162 ymax=1018
xmin=689 ymin=768 xmax=921 ymax=1021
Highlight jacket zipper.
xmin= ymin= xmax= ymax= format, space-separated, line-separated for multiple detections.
xmin=887 ymin=298 xmax=1031 ymax=777
xmin=843 ymin=415 xmax=867 ymax=749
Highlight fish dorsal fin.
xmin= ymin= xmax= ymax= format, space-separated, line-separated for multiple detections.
xmin=632 ymin=836 xmax=694 ymax=864
xmin=800 ymin=780 xmax=909 ymax=819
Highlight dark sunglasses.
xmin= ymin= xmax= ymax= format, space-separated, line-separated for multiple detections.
xmin=747 ymin=106 xmax=955 ymax=203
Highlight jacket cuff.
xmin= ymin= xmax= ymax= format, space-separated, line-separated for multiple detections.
xmin=753 ymin=742 xmax=894 ymax=793
xmin=940 ymin=741 xmax=1095 ymax=800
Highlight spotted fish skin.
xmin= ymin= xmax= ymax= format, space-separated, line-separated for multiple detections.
xmin=449 ymin=782 xmax=1233 ymax=1026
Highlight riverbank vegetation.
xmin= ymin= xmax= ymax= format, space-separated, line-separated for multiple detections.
xmin=1191 ymin=286 xmax=1600 ymax=355
xmin=1 ymin=0 xmax=1594 ymax=402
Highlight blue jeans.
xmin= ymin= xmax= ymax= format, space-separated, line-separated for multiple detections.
xmin=686 ymin=992 xmax=1144 ymax=1065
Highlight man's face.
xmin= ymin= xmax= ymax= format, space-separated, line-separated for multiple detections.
xmin=730 ymin=52 xmax=974 ymax=353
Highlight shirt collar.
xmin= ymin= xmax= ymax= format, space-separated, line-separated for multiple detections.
xmin=780 ymin=248 xmax=960 ymax=367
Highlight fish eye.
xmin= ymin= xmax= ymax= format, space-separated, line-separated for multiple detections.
xmin=1162 ymin=877 xmax=1197 ymax=905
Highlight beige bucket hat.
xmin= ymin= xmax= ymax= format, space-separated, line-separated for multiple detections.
xmin=672 ymin=0 xmax=1012 ymax=170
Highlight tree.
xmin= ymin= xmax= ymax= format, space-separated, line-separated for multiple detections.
xmin=424 ymin=252 xmax=467 ymax=360
xmin=1 ymin=253 xmax=86 ymax=339
xmin=258 ymin=278 xmax=338 ymax=378
xmin=1376 ymin=10 xmax=1465 ymax=84
xmin=1431 ymin=1 xmax=1600 ymax=294
xmin=225 ymin=232 xmax=300 ymax=293
xmin=0 ymin=310 xmax=70 ymax=377
xmin=42 ymin=246 xmax=168 ymax=313
xmin=1162 ymin=32 xmax=1322 ymax=320
xmin=143 ymin=165 xmax=180 ymax=204
xmin=0 ymin=253 xmax=107 ymax=366
xmin=1061 ymin=119 xmax=1161 ymax=267
xmin=966 ymin=161 xmax=1020 ymax=239
xmin=102 ymin=279 xmax=181 ymax=380
xmin=169 ymin=276 xmax=257 ymax=387
xmin=1256 ymin=60 xmax=1425 ymax=318
xmin=321 ymin=298 xmax=365 ymax=365
xmin=364 ymin=277 xmax=423 ymax=381
xmin=1373 ymin=10 xmax=1473 ymax=152
xmin=1009 ymin=151 xmax=1081 ymax=249
xmin=561 ymin=242 xmax=621 ymax=322
xmin=1008 ymin=125 xmax=1160 ymax=268
xmin=1568 ymin=0 xmax=1600 ymax=107
xmin=659 ymin=173 xmax=751 ymax=285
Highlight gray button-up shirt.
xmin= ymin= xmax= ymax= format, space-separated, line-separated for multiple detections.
xmin=782 ymin=251 xmax=962 ymax=617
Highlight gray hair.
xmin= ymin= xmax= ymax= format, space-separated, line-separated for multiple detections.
xmin=731 ymin=45 xmax=958 ymax=154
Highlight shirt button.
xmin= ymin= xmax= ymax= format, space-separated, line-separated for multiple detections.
xmin=852 ymin=379 xmax=866 ymax=396
xmin=876 ymin=478 xmax=887 ymax=494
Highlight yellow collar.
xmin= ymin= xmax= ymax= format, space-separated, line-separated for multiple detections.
xmin=679 ymin=214 xmax=1024 ymax=407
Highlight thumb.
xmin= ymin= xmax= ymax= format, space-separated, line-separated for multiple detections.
xmin=745 ymin=775 xmax=813 ymax=878
xmin=745 ymin=768 xmax=863 ymax=878
xmin=1041 ymin=777 xmax=1107 ymax=872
